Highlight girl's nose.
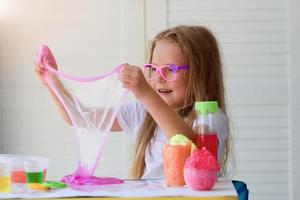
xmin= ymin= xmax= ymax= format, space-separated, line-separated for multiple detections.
xmin=157 ymin=72 xmax=166 ymax=82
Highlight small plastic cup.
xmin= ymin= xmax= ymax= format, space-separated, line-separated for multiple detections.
xmin=11 ymin=170 xmax=26 ymax=184
xmin=0 ymin=154 xmax=48 ymax=192
xmin=32 ymin=157 xmax=48 ymax=182
xmin=9 ymin=156 xmax=26 ymax=184
xmin=162 ymin=142 xmax=191 ymax=187
xmin=24 ymin=160 xmax=45 ymax=184
xmin=0 ymin=161 xmax=11 ymax=193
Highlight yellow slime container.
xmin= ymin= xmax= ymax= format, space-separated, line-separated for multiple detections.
xmin=0 ymin=162 xmax=11 ymax=193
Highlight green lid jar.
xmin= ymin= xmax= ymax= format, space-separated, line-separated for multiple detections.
xmin=193 ymin=101 xmax=219 ymax=160
xmin=195 ymin=101 xmax=218 ymax=115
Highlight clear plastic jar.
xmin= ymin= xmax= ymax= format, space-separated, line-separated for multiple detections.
xmin=193 ymin=101 xmax=218 ymax=160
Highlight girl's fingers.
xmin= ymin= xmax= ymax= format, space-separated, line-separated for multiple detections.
xmin=119 ymin=64 xmax=133 ymax=80
xmin=34 ymin=68 xmax=43 ymax=75
xmin=119 ymin=64 xmax=146 ymax=91
xmin=119 ymin=63 xmax=130 ymax=72
xmin=119 ymin=72 xmax=132 ymax=83
xmin=34 ymin=66 xmax=45 ymax=74
xmin=120 ymin=63 xmax=141 ymax=73
xmin=121 ymin=67 xmax=142 ymax=79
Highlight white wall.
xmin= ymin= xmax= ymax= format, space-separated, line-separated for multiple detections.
xmin=0 ymin=0 xmax=144 ymax=179
xmin=289 ymin=0 xmax=300 ymax=199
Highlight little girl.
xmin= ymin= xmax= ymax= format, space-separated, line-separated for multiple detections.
xmin=35 ymin=25 xmax=231 ymax=180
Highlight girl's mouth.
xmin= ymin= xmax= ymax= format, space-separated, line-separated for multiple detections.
xmin=158 ymin=89 xmax=173 ymax=94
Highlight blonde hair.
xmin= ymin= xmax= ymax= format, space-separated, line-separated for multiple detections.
xmin=129 ymin=25 xmax=232 ymax=178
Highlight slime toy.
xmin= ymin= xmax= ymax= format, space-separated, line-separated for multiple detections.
xmin=36 ymin=45 xmax=126 ymax=189
xmin=170 ymin=134 xmax=196 ymax=153
xmin=0 ymin=161 xmax=10 ymax=193
xmin=44 ymin=181 xmax=67 ymax=189
xmin=28 ymin=181 xmax=67 ymax=191
xmin=163 ymin=134 xmax=192 ymax=187
xmin=184 ymin=147 xmax=220 ymax=191
xmin=170 ymin=134 xmax=190 ymax=145
xmin=28 ymin=183 xmax=50 ymax=191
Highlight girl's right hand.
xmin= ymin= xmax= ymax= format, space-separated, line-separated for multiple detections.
xmin=119 ymin=63 xmax=154 ymax=100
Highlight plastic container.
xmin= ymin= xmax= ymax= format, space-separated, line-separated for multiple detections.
xmin=184 ymin=168 xmax=218 ymax=190
xmin=162 ymin=142 xmax=191 ymax=187
xmin=9 ymin=156 xmax=26 ymax=184
xmin=0 ymin=154 xmax=48 ymax=186
xmin=193 ymin=101 xmax=218 ymax=160
xmin=183 ymin=147 xmax=220 ymax=191
xmin=0 ymin=160 xmax=11 ymax=193
xmin=23 ymin=158 xmax=47 ymax=183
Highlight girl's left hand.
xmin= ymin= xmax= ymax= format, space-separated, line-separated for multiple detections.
xmin=119 ymin=63 xmax=153 ymax=100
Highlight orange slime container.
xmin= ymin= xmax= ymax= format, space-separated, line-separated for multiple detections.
xmin=162 ymin=142 xmax=191 ymax=187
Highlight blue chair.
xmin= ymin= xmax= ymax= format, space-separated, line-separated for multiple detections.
xmin=232 ymin=180 xmax=249 ymax=200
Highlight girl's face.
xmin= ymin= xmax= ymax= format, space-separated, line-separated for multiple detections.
xmin=149 ymin=39 xmax=189 ymax=109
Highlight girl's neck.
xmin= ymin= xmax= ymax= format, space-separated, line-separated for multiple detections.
xmin=175 ymin=105 xmax=193 ymax=117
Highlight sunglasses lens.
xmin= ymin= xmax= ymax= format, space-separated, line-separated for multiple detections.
xmin=161 ymin=66 xmax=176 ymax=81
xmin=144 ymin=64 xmax=156 ymax=79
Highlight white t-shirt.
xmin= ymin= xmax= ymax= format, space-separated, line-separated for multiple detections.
xmin=116 ymin=101 xmax=229 ymax=179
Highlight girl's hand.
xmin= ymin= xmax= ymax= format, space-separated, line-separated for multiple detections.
xmin=119 ymin=63 xmax=154 ymax=100
xmin=34 ymin=60 xmax=58 ymax=88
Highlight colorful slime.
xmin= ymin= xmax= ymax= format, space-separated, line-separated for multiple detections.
xmin=170 ymin=134 xmax=196 ymax=153
xmin=184 ymin=147 xmax=220 ymax=191
xmin=163 ymin=134 xmax=192 ymax=187
xmin=36 ymin=45 xmax=126 ymax=188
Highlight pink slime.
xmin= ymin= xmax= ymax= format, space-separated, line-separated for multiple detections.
xmin=36 ymin=45 xmax=124 ymax=187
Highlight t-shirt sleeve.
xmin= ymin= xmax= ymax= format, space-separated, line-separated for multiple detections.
xmin=116 ymin=101 xmax=145 ymax=139
xmin=214 ymin=110 xmax=229 ymax=163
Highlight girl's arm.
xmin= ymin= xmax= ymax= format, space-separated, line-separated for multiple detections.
xmin=119 ymin=64 xmax=195 ymax=141
xmin=141 ymin=89 xmax=195 ymax=140
xmin=35 ymin=64 xmax=72 ymax=125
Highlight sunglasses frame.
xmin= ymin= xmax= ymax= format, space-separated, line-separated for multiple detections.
xmin=143 ymin=64 xmax=189 ymax=81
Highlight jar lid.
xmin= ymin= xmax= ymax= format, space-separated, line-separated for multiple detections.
xmin=195 ymin=101 xmax=218 ymax=115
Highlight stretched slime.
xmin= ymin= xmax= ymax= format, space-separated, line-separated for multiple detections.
xmin=36 ymin=45 xmax=126 ymax=188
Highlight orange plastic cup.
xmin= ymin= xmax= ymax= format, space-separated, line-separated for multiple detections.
xmin=162 ymin=142 xmax=191 ymax=187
